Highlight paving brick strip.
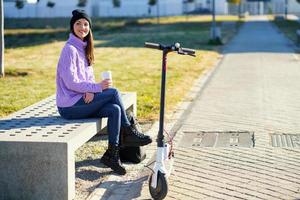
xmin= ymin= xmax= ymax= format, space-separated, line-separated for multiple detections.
xmin=88 ymin=16 xmax=300 ymax=200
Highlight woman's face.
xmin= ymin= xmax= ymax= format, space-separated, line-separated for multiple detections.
xmin=73 ymin=18 xmax=90 ymax=40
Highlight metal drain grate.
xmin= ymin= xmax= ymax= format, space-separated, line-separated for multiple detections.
xmin=179 ymin=131 xmax=255 ymax=148
xmin=271 ymin=134 xmax=300 ymax=148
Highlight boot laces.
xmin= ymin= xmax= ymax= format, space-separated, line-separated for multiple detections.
xmin=131 ymin=117 xmax=142 ymax=132
xmin=131 ymin=126 xmax=146 ymax=138
xmin=112 ymin=149 xmax=119 ymax=158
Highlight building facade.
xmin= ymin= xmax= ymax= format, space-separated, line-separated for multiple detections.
xmin=233 ymin=0 xmax=300 ymax=15
xmin=184 ymin=0 xmax=228 ymax=15
xmin=4 ymin=0 xmax=184 ymax=18
xmin=4 ymin=0 xmax=300 ymax=18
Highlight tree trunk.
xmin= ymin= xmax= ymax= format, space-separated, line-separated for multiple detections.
xmin=0 ymin=0 xmax=4 ymax=77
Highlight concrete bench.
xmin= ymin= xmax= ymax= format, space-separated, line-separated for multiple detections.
xmin=297 ymin=29 xmax=300 ymax=46
xmin=0 ymin=92 xmax=136 ymax=200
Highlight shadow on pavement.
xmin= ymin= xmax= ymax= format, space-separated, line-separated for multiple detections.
xmin=98 ymin=176 xmax=149 ymax=200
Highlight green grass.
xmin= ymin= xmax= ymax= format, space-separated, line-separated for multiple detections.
xmin=271 ymin=16 xmax=300 ymax=44
xmin=1 ymin=15 xmax=242 ymax=122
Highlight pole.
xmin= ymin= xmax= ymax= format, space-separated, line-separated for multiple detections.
xmin=0 ymin=0 xmax=4 ymax=77
xmin=212 ymin=0 xmax=216 ymax=40
xmin=156 ymin=0 xmax=160 ymax=24
xmin=285 ymin=0 xmax=288 ymax=19
xmin=238 ymin=1 xmax=242 ymax=18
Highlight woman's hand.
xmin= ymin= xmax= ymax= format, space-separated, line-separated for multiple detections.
xmin=100 ymin=79 xmax=112 ymax=90
xmin=83 ymin=92 xmax=94 ymax=104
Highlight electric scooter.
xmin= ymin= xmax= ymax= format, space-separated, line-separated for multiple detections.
xmin=145 ymin=42 xmax=196 ymax=200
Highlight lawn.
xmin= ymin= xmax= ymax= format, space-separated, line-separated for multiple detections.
xmin=1 ymin=15 xmax=242 ymax=122
xmin=271 ymin=16 xmax=300 ymax=44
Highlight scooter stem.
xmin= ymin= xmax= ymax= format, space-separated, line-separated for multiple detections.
xmin=157 ymin=49 xmax=168 ymax=148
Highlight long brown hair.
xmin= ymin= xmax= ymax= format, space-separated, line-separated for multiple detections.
xmin=71 ymin=28 xmax=95 ymax=66
xmin=85 ymin=30 xmax=94 ymax=66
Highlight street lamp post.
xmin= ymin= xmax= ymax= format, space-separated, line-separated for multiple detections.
xmin=211 ymin=0 xmax=216 ymax=40
xmin=209 ymin=0 xmax=222 ymax=44
xmin=284 ymin=0 xmax=288 ymax=19
xmin=156 ymin=0 xmax=160 ymax=24
xmin=238 ymin=1 xmax=242 ymax=18
xmin=0 ymin=0 xmax=4 ymax=77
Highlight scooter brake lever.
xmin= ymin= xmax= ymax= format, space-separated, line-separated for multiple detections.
xmin=188 ymin=54 xmax=196 ymax=57
xmin=178 ymin=51 xmax=196 ymax=57
xmin=177 ymin=51 xmax=187 ymax=55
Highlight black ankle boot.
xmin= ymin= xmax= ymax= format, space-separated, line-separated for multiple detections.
xmin=121 ymin=126 xmax=152 ymax=147
xmin=128 ymin=114 xmax=141 ymax=132
xmin=101 ymin=144 xmax=126 ymax=175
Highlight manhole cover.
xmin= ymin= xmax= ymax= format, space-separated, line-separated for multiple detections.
xmin=179 ymin=131 xmax=255 ymax=148
xmin=271 ymin=134 xmax=300 ymax=148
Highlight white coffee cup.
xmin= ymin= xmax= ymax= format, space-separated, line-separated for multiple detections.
xmin=101 ymin=71 xmax=112 ymax=81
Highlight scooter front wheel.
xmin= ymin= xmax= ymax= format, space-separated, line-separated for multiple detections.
xmin=149 ymin=171 xmax=168 ymax=200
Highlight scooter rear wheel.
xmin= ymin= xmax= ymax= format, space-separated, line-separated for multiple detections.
xmin=149 ymin=171 xmax=168 ymax=200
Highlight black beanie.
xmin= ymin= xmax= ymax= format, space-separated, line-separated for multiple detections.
xmin=70 ymin=9 xmax=92 ymax=31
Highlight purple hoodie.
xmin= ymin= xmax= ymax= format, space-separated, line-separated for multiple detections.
xmin=56 ymin=33 xmax=102 ymax=107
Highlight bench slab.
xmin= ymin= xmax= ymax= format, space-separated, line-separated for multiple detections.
xmin=0 ymin=92 xmax=136 ymax=200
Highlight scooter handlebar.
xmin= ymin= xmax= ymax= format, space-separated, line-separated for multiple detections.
xmin=145 ymin=42 xmax=196 ymax=56
xmin=145 ymin=42 xmax=161 ymax=50
xmin=181 ymin=47 xmax=196 ymax=55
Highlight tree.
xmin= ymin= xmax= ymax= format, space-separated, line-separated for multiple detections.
xmin=148 ymin=0 xmax=160 ymax=24
xmin=15 ymin=0 xmax=24 ymax=9
xmin=47 ymin=1 xmax=55 ymax=8
xmin=112 ymin=0 xmax=120 ymax=7
xmin=0 ymin=0 xmax=39 ymax=78
xmin=0 ymin=0 xmax=3 ymax=77
xmin=148 ymin=0 xmax=156 ymax=6
xmin=77 ymin=0 xmax=87 ymax=7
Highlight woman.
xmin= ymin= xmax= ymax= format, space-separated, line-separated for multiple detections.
xmin=56 ymin=9 xmax=152 ymax=175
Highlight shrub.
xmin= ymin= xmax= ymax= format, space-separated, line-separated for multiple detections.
xmin=15 ymin=0 xmax=24 ymax=9
xmin=77 ymin=0 xmax=87 ymax=7
xmin=113 ymin=0 xmax=121 ymax=7
xmin=47 ymin=1 xmax=55 ymax=8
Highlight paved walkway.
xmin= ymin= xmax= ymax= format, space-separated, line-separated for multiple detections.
xmin=88 ymin=16 xmax=300 ymax=200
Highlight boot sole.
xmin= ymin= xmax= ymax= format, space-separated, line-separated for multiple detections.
xmin=121 ymin=138 xmax=152 ymax=147
xmin=101 ymin=158 xmax=126 ymax=175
